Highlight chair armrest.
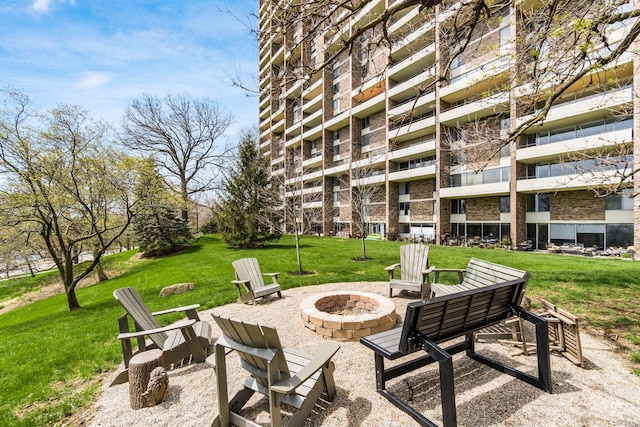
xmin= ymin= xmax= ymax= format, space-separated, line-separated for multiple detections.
xmin=232 ymin=279 xmax=251 ymax=285
xmin=152 ymin=304 xmax=200 ymax=317
xmin=117 ymin=318 xmax=197 ymax=341
xmin=263 ymin=272 xmax=280 ymax=284
xmin=270 ymin=341 xmax=340 ymax=394
xmin=385 ymin=263 xmax=401 ymax=272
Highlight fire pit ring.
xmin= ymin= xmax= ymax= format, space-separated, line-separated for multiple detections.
xmin=300 ymin=291 xmax=397 ymax=341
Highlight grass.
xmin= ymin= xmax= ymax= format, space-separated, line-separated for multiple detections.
xmin=0 ymin=234 xmax=639 ymax=426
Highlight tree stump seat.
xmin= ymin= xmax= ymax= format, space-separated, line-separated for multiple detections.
xmin=128 ymin=349 xmax=168 ymax=409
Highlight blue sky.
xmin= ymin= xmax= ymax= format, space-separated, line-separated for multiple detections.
xmin=0 ymin=0 xmax=259 ymax=137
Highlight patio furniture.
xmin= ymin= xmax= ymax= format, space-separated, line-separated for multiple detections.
xmin=113 ymin=287 xmax=211 ymax=373
xmin=232 ymin=257 xmax=282 ymax=305
xmin=429 ymin=257 xmax=528 ymax=298
xmin=209 ymin=314 xmax=340 ymax=427
xmin=541 ymin=299 xmax=584 ymax=367
xmin=361 ymin=279 xmax=551 ymax=427
xmin=429 ymin=258 xmax=532 ymax=354
xmin=385 ymin=244 xmax=434 ymax=299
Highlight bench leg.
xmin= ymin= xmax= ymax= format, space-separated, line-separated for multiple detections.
xmin=425 ymin=342 xmax=457 ymax=427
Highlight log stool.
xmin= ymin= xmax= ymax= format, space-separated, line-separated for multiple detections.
xmin=128 ymin=349 xmax=168 ymax=409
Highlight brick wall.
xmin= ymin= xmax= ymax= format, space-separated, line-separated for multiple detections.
xmin=466 ymin=197 xmax=501 ymax=221
xmin=551 ymin=191 xmax=605 ymax=221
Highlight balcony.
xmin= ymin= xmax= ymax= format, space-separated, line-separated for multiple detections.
xmin=519 ymin=86 xmax=633 ymax=133
xmin=303 ymin=153 xmax=323 ymax=169
xmin=388 ymin=66 xmax=436 ymax=100
xmin=440 ymin=56 xmax=510 ymax=102
xmin=440 ymin=181 xmax=509 ymax=198
xmin=517 ymin=171 xmax=620 ymax=193
xmin=302 ymin=123 xmax=322 ymax=141
xmin=389 ymin=114 xmax=436 ymax=142
xmin=389 ymin=139 xmax=436 ymax=162
xmin=388 ymin=90 xmax=436 ymax=119
xmin=389 ymin=44 xmax=436 ymax=82
xmin=518 ymin=127 xmax=633 ymax=163
xmin=302 ymin=93 xmax=322 ymax=115
xmin=389 ymin=164 xmax=436 ymax=181
xmin=439 ymin=92 xmax=509 ymax=126
xmin=352 ymin=92 xmax=385 ymax=118
xmin=324 ymin=109 xmax=350 ymax=131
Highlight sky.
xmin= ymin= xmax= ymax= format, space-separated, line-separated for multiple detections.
xmin=0 ymin=0 xmax=259 ymax=138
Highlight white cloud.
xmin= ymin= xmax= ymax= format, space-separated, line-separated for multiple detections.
xmin=75 ymin=71 xmax=113 ymax=90
xmin=32 ymin=0 xmax=75 ymax=14
xmin=32 ymin=0 xmax=52 ymax=13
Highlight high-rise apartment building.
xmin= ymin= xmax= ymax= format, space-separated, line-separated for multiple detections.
xmin=258 ymin=0 xmax=640 ymax=251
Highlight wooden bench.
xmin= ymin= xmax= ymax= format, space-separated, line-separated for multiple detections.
xmin=360 ymin=279 xmax=552 ymax=427
xmin=429 ymin=257 xmax=528 ymax=298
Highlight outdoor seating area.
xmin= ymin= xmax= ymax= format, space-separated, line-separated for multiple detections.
xmin=94 ymin=280 xmax=640 ymax=427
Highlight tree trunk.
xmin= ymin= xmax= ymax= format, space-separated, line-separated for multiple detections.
xmin=295 ymin=230 xmax=303 ymax=274
xmin=361 ymin=237 xmax=367 ymax=260
xmin=96 ymin=261 xmax=108 ymax=282
xmin=66 ymin=287 xmax=81 ymax=311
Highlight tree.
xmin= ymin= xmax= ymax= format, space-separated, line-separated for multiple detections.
xmin=0 ymin=88 xmax=137 ymax=311
xmin=337 ymin=153 xmax=387 ymax=261
xmin=121 ymin=93 xmax=234 ymax=222
xmin=133 ymin=158 xmax=193 ymax=257
xmin=216 ymin=129 xmax=281 ymax=248
xmin=271 ymin=146 xmax=326 ymax=274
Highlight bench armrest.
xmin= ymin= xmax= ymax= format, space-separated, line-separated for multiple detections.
xmin=152 ymin=303 xmax=200 ymax=317
xmin=117 ymin=318 xmax=197 ymax=340
xmin=270 ymin=341 xmax=340 ymax=394
xmin=432 ymin=268 xmax=466 ymax=283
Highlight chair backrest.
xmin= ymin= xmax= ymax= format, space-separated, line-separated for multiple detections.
xmin=399 ymin=244 xmax=429 ymax=283
xmin=212 ymin=314 xmax=290 ymax=388
xmin=398 ymin=278 xmax=528 ymax=353
xmin=113 ymin=287 xmax=167 ymax=348
xmin=232 ymin=258 xmax=266 ymax=289
xmin=463 ymin=257 xmax=528 ymax=288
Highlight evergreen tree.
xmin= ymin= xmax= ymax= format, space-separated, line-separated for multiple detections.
xmin=217 ymin=130 xmax=281 ymax=248
xmin=133 ymin=158 xmax=193 ymax=257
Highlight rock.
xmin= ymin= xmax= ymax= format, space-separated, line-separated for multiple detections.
xmin=159 ymin=282 xmax=195 ymax=297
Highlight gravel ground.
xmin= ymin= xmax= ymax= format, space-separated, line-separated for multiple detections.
xmin=87 ymin=282 xmax=640 ymax=427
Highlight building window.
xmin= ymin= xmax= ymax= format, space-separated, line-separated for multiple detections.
xmin=333 ymin=82 xmax=340 ymax=94
xmin=605 ymin=189 xmax=634 ymax=210
xmin=500 ymin=196 xmax=510 ymax=213
xmin=362 ymin=116 xmax=370 ymax=130
xmin=361 ymin=134 xmax=370 ymax=147
xmin=333 ymin=98 xmax=340 ymax=113
xmin=292 ymin=100 xmax=299 ymax=122
xmin=527 ymin=193 xmax=550 ymax=212
xmin=333 ymin=130 xmax=340 ymax=144
xmin=399 ymin=202 xmax=410 ymax=216
xmin=451 ymin=52 xmax=465 ymax=70
xmin=399 ymin=182 xmax=410 ymax=195
xmin=451 ymin=199 xmax=466 ymax=214
xmin=333 ymin=144 xmax=340 ymax=156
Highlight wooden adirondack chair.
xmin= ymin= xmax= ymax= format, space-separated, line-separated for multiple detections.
xmin=385 ymin=244 xmax=433 ymax=298
xmin=540 ymin=299 xmax=584 ymax=367
xmin=209 ymin=314 xmax=340 ymax=427
xmin=232 ymin=258 xmax=282 ymax=305
xmin=113 ymin=287 xmax=212 ymax=371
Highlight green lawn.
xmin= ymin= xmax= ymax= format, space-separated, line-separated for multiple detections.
xmin=1 ymin=234 xmax=638 ymax=426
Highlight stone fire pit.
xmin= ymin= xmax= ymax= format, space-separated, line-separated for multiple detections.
xmin=300 ymin=291 xmax=397 ymax=341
